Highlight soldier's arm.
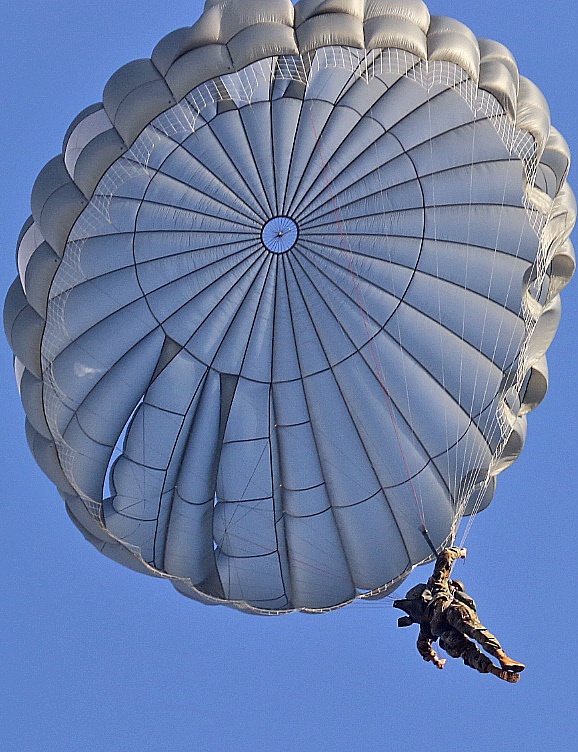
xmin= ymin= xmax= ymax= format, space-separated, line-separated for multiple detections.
xmin=417 ymin=626 xmax=446 ymax=669
xmin=428 ymin=547 xmax=467 ymax=591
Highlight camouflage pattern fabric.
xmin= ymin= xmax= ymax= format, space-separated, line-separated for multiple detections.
xmin=396 ymin=547 xmax=505 ymax=674
xmin=437 ymin=629 xmax=494 ymax=673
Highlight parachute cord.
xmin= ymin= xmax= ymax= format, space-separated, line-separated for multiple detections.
xmin=305 ymin=103 xmax=427 ymax=531
xmin=456 ymin=86 xmax=533 ymax=547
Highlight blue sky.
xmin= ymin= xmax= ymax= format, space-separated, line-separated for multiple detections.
xmin=1 ymin=2 xmax=577 ymax=751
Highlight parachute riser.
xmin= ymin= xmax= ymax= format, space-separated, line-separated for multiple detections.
xmin=420 ymin=526 xmax=439 ymax=558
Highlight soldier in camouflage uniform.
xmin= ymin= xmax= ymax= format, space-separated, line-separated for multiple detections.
xmin=394 ymin=547 xmax=525 ymax=683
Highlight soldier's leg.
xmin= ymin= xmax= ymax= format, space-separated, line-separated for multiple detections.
xmin=445 ymin=604 xmax=502 ymax=652
xmin=439 ymin=630 xmax=520 ymax=683
xmin=445 ymin=604 xmax=525 ymax=672
xmin=439 ymin=630 xmax=492 ymax=674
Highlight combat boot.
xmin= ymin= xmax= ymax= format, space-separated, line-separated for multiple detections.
xmin=489 ymin=665 xmax=520 ymax=683
xmin=494 ymin=649 xmax=525 ymax=672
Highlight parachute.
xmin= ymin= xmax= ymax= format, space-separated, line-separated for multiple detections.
xmin=4 ymin=0 xmax=575 ymax=614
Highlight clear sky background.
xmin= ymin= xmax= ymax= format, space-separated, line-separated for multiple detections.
xmin=1 ymin=2 xmax=576 ymax=751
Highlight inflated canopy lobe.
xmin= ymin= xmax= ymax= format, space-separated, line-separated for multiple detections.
xmin=4 ymin=0 xmax=575 ymax=614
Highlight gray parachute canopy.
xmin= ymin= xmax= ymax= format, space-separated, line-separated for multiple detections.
xmin=4 ymin=0 xmax=575 ymax=614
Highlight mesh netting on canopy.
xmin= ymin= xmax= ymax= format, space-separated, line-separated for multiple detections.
xmin=4 ymin=0 xmax=575 ymax=614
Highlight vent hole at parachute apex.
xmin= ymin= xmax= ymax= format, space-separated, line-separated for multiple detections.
xmin=261 ymin=216 xmax=298 ymax=254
